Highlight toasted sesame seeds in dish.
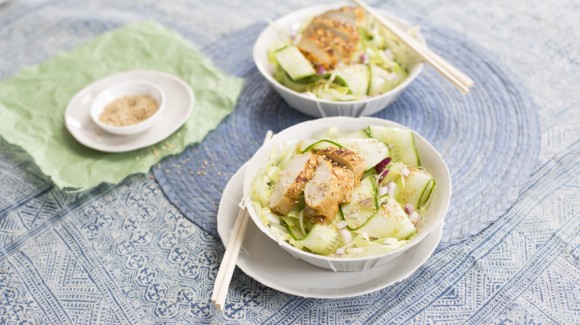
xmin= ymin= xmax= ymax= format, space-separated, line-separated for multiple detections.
xmin=65 ymin=70 xmax=194 ymax=153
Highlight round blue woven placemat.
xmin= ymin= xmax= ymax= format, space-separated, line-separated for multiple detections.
xmin=152 ymin=20 xmax=540 ymax=247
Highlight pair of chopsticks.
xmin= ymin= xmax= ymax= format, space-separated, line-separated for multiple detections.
xmin=352 ymin=0 xmax=474 ymax=93
xmin=211 ymin=130 xmax=274 ymax=311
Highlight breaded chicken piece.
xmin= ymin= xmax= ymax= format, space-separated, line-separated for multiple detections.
xmin=298 ymin=6 xmax=365 ymax=70
xmin=320 ymin=6 xmax=365 ymax=26
xmin=269 ymin=152 xmax=319 ymax=215
xmin=304 ymin=158 xmax=341 ymax=223
xmin=315 ymin=147 xmax=366 ymax=186
xmin=332 ymin=163 xmax=355 ymax=203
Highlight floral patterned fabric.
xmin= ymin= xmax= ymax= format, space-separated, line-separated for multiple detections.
xmin=0 ymin=0 xmax=578 ymax=323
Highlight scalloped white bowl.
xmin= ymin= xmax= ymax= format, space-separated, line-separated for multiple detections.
xmin=253 ymin=3 xmax=426 ymax=117
xmin=243 ymin=117 xmax=451 ymax=272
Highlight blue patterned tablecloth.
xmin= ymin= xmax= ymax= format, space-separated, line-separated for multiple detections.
xmin=0 ymin=0 xmax=578 ymax=324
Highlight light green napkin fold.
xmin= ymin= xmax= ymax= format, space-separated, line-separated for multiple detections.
xmin=0 ymin=21 xmax=243 ymax=190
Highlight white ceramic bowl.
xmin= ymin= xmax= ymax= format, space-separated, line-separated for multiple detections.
xmin=243 ymin=117 xmax=451 ymax=272
xmin=90 ymin=80 xmax=165 ymax=135
xmin=253 ymin=3 xmax=426 ymax=117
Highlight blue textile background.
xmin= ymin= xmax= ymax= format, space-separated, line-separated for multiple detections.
xmin=0 ymin=0 xmax=577 ymax=324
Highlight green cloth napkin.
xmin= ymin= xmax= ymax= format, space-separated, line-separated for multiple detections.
xmin=0 ymin=21 xmax=243 ymax=190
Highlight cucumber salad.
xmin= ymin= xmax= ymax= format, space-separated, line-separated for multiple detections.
xmin=251 ymin=126 xmax=436 ymax=258
xmin=269 ymin=6 xmax=414 ymax=101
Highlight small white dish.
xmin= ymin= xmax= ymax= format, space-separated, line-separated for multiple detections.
xmin=253 ymin=2 xmax=426 ymax=117
xmin=217 ymin=164 xmax=443 ymax=298
xmin=90 ymin=81 xmax=165 ymax=135
xmin=242 ymin=117 xmax=451 ymax=271
xmin=65 ymin=70 xmax=194 ymax=153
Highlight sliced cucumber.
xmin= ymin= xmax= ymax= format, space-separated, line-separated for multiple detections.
xmin=379 ymin=177 xmax=406 ymax=201
xmin=376 ymin=161 xmax=407 ymax=199
xmin=419 ymin=179 xmax=436 ymax=208
xmin=334 ymin=64 xmax=370 ymax=99
xmin=380 ymin=162 xmax=406 ymax=184
xmin=335 ymin=138 xmax=390 ymax=171
xmin=340 ymin=176 xmax=377 ymax=229
xmin=275 ymin=46 xmax=317 ymax=81
xmin=400 ymin=168 xmax=435 ymax=209
xmin=273 ymin=68 xmax=309 ymax=92
xmin=343 ymin=129 xmax=370 ymax=139
xmin=368 ymin=64 xmax=395 ymax=96
xmin=299 ymin=139 xmax=343 ymax=153
xmin=358 ymin=26 xmax=371 ymax=51
xmin=368 ymin=126 xmax=421 ymax=167
xmin=284 ymin=220 xmax=305 ymax=240
xmin=356 ymin=195 xmax=416 ymax=239
xmin=295 ymin=223 xmax=340 ymax=255
xmin=281 ymin=211 xmax=307 ymax=240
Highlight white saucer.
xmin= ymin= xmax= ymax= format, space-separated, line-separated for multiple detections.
xmin=65 ymin=70 xmax=194 ymax=152
xmin=217 ymin=164 xmax=443 ymax=299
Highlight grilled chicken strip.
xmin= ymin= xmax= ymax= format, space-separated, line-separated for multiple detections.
xmin=320 ymin=6 xmax=365 ymax=26
xmin=332 ymin=163 xmax=355 ymax=204
xmin=304 ymin=158 xmax=341 ymax=223
xmin=298 ymin=6 xmax=365 ymax=70
xmin=315 ymin=147 xmax=366 ymax=186
xmin=269 ymin=152 xmax=319 ymax=215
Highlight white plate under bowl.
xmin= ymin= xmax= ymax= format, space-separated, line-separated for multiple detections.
xmin=65 ymin=70 xmax=194 ymax=153
xmin=217 ymin=164 xmax=443 ymax=299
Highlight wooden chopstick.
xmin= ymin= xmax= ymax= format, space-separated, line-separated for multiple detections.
xmin=211 ymin=130 xmax=274 ymax=311
xmin=351 ymin=0 xmax=474 ymax=93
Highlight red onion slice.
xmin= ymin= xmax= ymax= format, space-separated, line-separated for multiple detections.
xmin=375 ymin=157 xmax=391 ymax=174
xmin=404 ymin=203 xmax=414 ymax=215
